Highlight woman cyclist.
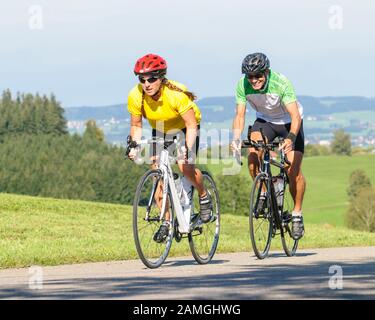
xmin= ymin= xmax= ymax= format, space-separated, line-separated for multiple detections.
xmin=127 ymin=53 xmax=212 ymax=243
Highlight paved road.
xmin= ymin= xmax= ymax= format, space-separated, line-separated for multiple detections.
xmin=0 ymin=247 xmax=374 ymax=299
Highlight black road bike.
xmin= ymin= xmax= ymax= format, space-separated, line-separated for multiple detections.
xmin=237 ymin=127 xmax=298 ymax=259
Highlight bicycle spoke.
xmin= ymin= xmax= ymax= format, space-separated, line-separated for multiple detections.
xmin=133 ymin=170 xmax=174 ymax=268
xmin=249 ymin=174 xmax=272 ymax=259
xmin=189 ymin=172 xmax=220 ymax=264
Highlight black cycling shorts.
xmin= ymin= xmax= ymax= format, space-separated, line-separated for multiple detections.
xmin=151 ymin=126 xmax=200 ymax=161
xmin=250 ymin=119 xmax=305 ymax=153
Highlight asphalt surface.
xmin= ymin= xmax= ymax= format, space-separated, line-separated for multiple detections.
xmin=0 ymin=247 xmax=374 ymax=300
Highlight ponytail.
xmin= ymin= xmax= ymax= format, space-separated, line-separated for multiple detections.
xmin=162 ymin=79 xmax=197 ymax=101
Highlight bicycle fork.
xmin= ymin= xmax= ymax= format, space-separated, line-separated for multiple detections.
xmin=145 ymin=178 xmax=159 ymax=222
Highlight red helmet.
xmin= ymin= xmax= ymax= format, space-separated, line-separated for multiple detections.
xmin=134 ymin=53 xmax=167 ymax=76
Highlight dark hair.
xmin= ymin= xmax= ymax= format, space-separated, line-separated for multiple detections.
xmin=162 ymin=79 xmax=197 ymax=101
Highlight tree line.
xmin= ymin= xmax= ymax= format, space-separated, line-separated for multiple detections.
xmin=0 ymin=90 xmax=146 ymax=204
xmin=0 ymin=89 xmax=67 ymax=139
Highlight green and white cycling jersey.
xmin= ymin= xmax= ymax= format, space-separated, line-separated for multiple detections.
xmin=235 ymin=69 xmax=303 ymax=125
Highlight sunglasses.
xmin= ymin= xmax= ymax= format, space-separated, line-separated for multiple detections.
xmin=139 ymin=76 xmax=159 ymax=84
xmin=247 ymin=73 xmax=264 ymax=80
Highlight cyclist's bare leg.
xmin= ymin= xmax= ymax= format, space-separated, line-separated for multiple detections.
xmin=285 ymin=151 xmax=306 ymax=212
xmin=151 ymin=159 xmax=170 ymax=222
xmin=248 ymin=148 xmax=260 ymax=179
xmin=178 ymin=153 xmax=213 ymax=223
xmin=177 ymin=163 xmax=205 ymax=197
xmin=248 ymin=131 xmax=267 ymax=192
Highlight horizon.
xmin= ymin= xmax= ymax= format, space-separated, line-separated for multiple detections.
xmin=64 ymin=94 xmax=375 ymax=109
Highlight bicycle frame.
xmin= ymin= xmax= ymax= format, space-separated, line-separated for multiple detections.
xmin=241 ymin=133 xmax=290 ymax=232
xmin=261 ymin=148 xmax=284 ymax=231
xmin=159 ymin=149 xmax=191 ymax=233
xmin=136 ymin=139 xmax=192 ymax=234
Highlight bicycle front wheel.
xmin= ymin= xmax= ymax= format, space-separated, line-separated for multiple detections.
xmin=281 ymin=181 xmax=298 ymax=256
xmin=188 ymin=171 xmax=220 ymax=264
xmin=133 ymin=169 xmax=174 ymax=269
xmin=249 ymin=173 xmax=272 ymax=259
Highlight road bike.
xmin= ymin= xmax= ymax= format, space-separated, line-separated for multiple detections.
xmin=126 ymin=136 xmax=220 ymax=268
xmin=235 ymin=127 xmax=298 ymax=259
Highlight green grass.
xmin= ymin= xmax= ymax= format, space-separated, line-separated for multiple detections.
xmin=205 ymin=154 xmax=375 ymax=227
xmin=1 ymin=192 xmax=375 ymax=269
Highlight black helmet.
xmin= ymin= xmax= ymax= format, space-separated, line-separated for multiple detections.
xmin=241 ymin=53 xmax=270 ymax=75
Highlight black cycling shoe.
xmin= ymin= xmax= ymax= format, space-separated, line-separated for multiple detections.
xmin=291 ymin=215 xmax=305 ymax=240
xmin=153 ymin=223 xmax=170 ymax=243
xmin=199 ymin=192 xmax=213 ymax=223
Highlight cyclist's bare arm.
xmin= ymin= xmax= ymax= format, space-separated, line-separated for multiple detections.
xmin=285 ymin=101 xmax=301 ymax=138
xmin=231 ymin=103 xmax=246 ymax=150
xmin=181 ymin=108 xmax=198 ymax=152
xmin=130 ymin=114 xmax=142 ymax=142
xmin=129 ymin=115 xmax=142 ymax=160
xmin=279 ymin=101 xmax=301 ymax=154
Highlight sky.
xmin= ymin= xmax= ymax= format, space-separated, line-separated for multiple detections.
xmin=0 ymin=0 xmax=374 ymax=107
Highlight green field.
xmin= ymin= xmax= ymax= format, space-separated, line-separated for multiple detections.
xmin=206 ymin=155 xmax=375 ymax=227
xmin=1 ymin=185 xmax=375 ymax=269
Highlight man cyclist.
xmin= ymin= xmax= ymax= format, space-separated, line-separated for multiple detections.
xmin=127 ymin=53 xmax=213 ymax=243
xmin=231 ymin=52 xmax=306 ymax=240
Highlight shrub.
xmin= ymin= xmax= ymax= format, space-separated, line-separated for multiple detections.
xmin=345 ymin=187 xmax=375 ymax=233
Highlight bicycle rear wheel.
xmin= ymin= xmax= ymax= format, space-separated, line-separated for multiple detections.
xmin=188 ymin=171 xmax=220 ymax=264
xmin=281 ymin=180 xmax=298 ymax=256
xmin=133 ymin=169 xmax=174 ymax=268
xmin=249 ymin=173 xmax=272 ymax=259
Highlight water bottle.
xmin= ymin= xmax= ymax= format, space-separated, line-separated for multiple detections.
xmin=273 ymin=175 xmax=284 ymax=207
xmin=181 ymin=176 xmax=193 ymax=224
xmin=173 ymin=173 xmax=183 ymax=198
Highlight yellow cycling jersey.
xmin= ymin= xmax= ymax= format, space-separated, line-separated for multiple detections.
xmin=127 ymin=80 xmax=201 ymax=133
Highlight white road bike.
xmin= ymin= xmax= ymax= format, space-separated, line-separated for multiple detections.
xmin=126 ymin=136 xmax=220 ymax=269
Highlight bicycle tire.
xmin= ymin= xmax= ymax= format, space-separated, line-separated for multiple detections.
xmin=249 ymin=173 xmax=273 ymax=259
xmin=188 ymin=171 xmax=220 ymax=264
xmin=133 ymin=169 xmax=174 ymax=268
xmin=280 ymin=179 xmax=298 ymax=256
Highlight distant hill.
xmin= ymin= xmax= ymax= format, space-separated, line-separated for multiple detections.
xmin=64 ymin=104 xmax=126 ymax=121
xmin=65 ymin=96 xmax=375 ymax=122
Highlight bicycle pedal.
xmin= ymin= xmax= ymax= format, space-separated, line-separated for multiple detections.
xmin=194 ymin=226 xmax=203 ymax=233
xmin=174 ymin=231 xmax=182 ymax=242
xmin=282 ymin=211 xmax=292 ymax=223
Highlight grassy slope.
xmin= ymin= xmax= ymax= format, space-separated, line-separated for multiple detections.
xmin=206 ymin=155 xmax=375 ymax=226
xmin=1 ymin=192 xmax=375 ymax=269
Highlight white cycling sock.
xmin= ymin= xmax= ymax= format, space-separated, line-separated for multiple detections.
xmin=292 ymin=211 xmax=302 ymax=217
